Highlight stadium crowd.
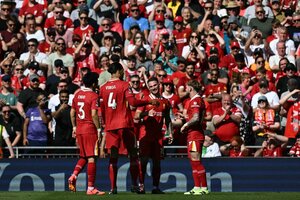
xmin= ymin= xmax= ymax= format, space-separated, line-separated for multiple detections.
xmin=0 ymin=0 xmax=300 ymax=161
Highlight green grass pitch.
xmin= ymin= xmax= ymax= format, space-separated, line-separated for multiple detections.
xmin=1 ymin=192 xmax=300 ymax=200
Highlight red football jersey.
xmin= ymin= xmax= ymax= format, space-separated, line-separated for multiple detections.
xmin=72 ymin=87 xmax=99 ymax=135
xmin=184 ymin=94 xmax=205 ymax=141
xmin=204 ymin=83 xmax=227 ymax=111
xmin=100 ymin=79 xmax=135 ymax=131
xmin=137 ymin=94 xmax=170 ymax=140
xmin=74 ymin=25 xmax=95 ymax=39
xmin=162 ymin=93 xmax=181 ymax=114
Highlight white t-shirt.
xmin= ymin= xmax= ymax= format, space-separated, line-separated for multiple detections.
xmin=26 ymin=30 xmax=45 ymax=42
xmin=251 ymin=91 xmax=280 ymax=109
xmin=269 ymin=39 xmax=296 ymax=56
xmin=203 ymin=143 xmax=222 ymax=158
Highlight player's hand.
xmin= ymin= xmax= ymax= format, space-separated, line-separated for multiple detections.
xmin=180 ymin=123 xmax=188 ymax=133
xmin=149 ymin=99 xmax=160 ymax=106
xmin=168 ymin=134 xmax=174 ymax=144
xmin=72 ymin=127 xmax=76 ymax=138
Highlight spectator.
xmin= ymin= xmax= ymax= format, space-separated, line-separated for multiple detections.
xmin=219 ymin=41 xmax=241 ymax=71
xmin=21 ymin=61 xmax=46 ymax=90
xmin=70 ymin=0 xmax=97 ymax=22
xmin=182 ymin=32 xmax=206 ymax=64
xmin=148 ymin=4 xmax=173 ymax=31
xmin=269 ymin=41 xmax=296 ymax=72
xmin=46 ymin=37 xmax=74 ymax=77
xmin=276 ymin=63 xmax=300 ymax=97
xmin=51 ymin=89 xmax=75 ymax=150
xmin=0 ymin=122 xmax=15 ymax=159
xmin=244 ymin=0 xmax=274 ymax=23
xmin=289 ymin=132 xmax=300 ymax=157
xmin=270 ymin=26 xmax=296 ymax=57
xmin=270 ymin=0 xmax=285 ymax=23
xmin=24 ymin=18 xmax=45 ymax=42
xmin=73 ymin=7 xmax=95 ymax=39
xmin=157 ymin=42 xmax=178 ymax=75
xmin=18 ymin=0 xmax=45 ymax=25
xmin=0 ymin=105 xmax=22 ymax=147
xmin=126 ymin=31 xmax=151 ymax=58
xmin=123 ymin=3 xmax=149 ymax=40
xmin=135 ymin=47 xmax=154 ymax=76
xmin=212 ymin=93 xmax=242 ymax=145
xmin=202 ymin=130 xmax=221 ymax=158
xmin=10 ymin=59 xmax=24 ymax=95
xmin=180 ymin=6 xmax=193 ymax=29
xmin=53 ymin=17 xmax=73 ymax=48
xmin=23 ymin=93 xmax=51 ymax=153
xmin=47 ymin=0 xmax=70 ymax=18
xmin=17 ymin=73 xmax=45 ymax=119
xmin=287 ymin=11 xmax=300 ymax=49
xmin=38 ymin=28 xmax=57 ymax=54
xmin=244 ymin=30 xmax=267 ymax=66
xmin=251 ymin=78 xmax=280 ymax=111
xmin=99 ymin=32 xmax=115 ymax=56
xmin=93 ymin=0 xmax=118 ymax=25
xmin=172 ymin=16 xmax=192 ymax=56
xmin=220 ymin=135 xmax=250 ymax=157
xmin=0 ymin=75 xmax=17 ymax=110
xmin=254 ymin=132 xmax=288 ymax=157
xmin=0 ymin=0 xmax=15 ymax=32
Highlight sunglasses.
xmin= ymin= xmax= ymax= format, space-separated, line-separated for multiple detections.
xmin=2 ymin=8 xmax=10 ymax=11
xmin=80 ymin=17 xmax=88 ymax=20
xmin=158 ymin=74 xmax=167 ymax=77
xmin=156 ymin=10 xmax=165 ymax=13
xmin=15 ymin=68 xmax=24 ymax=71
xmin=256 ymin=11 xmax=264 ymax=14
xmin=55 ymin=11 xmax=63 ymax=14
xmin=191 ymin=35 xmax=198 ymax=38
xmin=205 ymin=7 xmax=212 ymax=10
xmin=3 ymin=64 xmax=11 ymax=67
xmin=293 ymin=19 xmax=300 ymax=23
xmin=78 ymin=1 xmax=85 ymax=4
xmin=2 ymin=111 xmax=10 ymax=113
xmin=258 ymin=100 xmax=267 ymax=104
xmin=102 ymin=23 xmax=110 ymax=27
xmin=8 ymin=23 xmax=15 ymax=27
xmin=174 ymin=22 xmax=182 ymax=24
xmin=131 ymin=9 xmax=139 ymax=12
xmin=257 ymin=61 xmax=264 ymax=64
xmin=28 ymin=44 xmax=36 ymax=47
xmin=131 ymin=80 xmax=140 ymax=84
xmin=211 ymin=73 xmax=218 ymax=76
xmin=31 ymin=78 xmax=39 ymax=82
xmin=56 ymin=43 xmax=65 ymax=46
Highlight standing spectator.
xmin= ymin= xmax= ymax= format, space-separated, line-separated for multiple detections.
xmin=51 ymin=89 xmax=74 ymax=150
xmin=123 ymin=4 xmax=149 ymax=40
xmin=10 ymin=59 xmax=24 ymax=96
xmin=181 ymin=80 xmax=209 ymax=195
xmin=172 ymin=16 xmax=192 ymax=56
xmin=157 ymin=42 xmax=178 ymax=75
xmin=68 ymin=72 xmax=105 ymax=195
xmin=93 ymin=0 xmax=119 ymax=25
xmin=212 ymin=94 xmax=242 ymax=145
xmin=202 ymin=130 xmax=221 ymax=158
xmin=53 ymin=17 xmax=73 ymax=48
xmin=23 ymin=93 xmax=51 ymax=153
xmin=0 ymin=105 xmax=22 ymax=147
xmin=17 ymin=74 xmax=44 ymax=119
xmin=0 ymin=75 xmax=17 ymax=110
xmin=135 ymin=77 xmax=172 ymax=194
xmin=38 ymin=28 xmax=57 ymax=55
xmin=100 ymin=63 xmax=158 ymax=194
xmin=126 ymin=31 xmax=151 ymax=57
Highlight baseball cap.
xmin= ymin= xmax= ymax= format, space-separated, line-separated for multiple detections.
xmin=29 ymin=74 xmax=39 ymax=82
xmin=258 ymin=78 xmax=268 ymax=88
xmin=137 ymin=47 xmax=146 ymax=56
xmin=174 ymin=16 xmax=183 ymax=23
xmin=61 ymin=67 xmax=69 ymax=73
xmin=155 ymin=14 xmax=165 ymax=22
xmin=130 ymin=22 xmax=140 ymax=29
xmin=54 ymin=59 xmax=64 ymax=68
xmin=228 ymin=16 xmax=240 ymax=26
xmin=204 ymin=130 xmax=215 ymax=138
xmin=163 ymin=77 xmax=173 ymax=84
xmin=28 ymin=61 xmax=39 ymax=70
xmin=210 ymin=47 xmax=219 ymax=54
xmin=231 ymin=41 xmax=240 ymax=49
xmin=103 ymin=32 xmax=114 ymax=39
xmin=208 ymin=55 xmax=219 ymax=63
xmin=112 ymin=45 xmax=122 ymax=53
xmin=258 ymin=95 xmax=268 ymax=102
xmin=272 ymin=0 xmax=280 ymax=3
xmin=2 ymin=74 xmax=11 ymax=82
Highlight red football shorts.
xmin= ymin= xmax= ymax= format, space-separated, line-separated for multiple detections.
xmin=105 ymin=128 xmax=136 ymax=155
xmin=77 ymin=133 xmax=98 ymax=158
xmin=139 ymin=137 xmax=163 ymax=160
xmin=187 ymin=140 xmax=203 ymax=158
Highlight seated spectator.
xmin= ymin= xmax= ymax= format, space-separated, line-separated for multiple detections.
xmin=276 ymin=63 xmax=300 ymax=97
xmin=21 ymin=61 xmax=46 ymax=90
xmin=250 ymin=67 xmax=276 ymax=97
xmin=135 ymin=47 xmax=154 ymax=77
xmin=254 ymin=132 xmax=288 ymax=157
xmin=73 ymin=7 xmax=95 ymax=39
xmin=252 ymin=95 xmax=280 ymax=146
xmin=99 ymin=32 xmax=115 ymax=56
xmin=0 ymin=0 xmax=16 ymax=32
xmin=0 ymin=75 xmax=17 ymax=110
xmin=47 ymin=0 xmax=70 ymax=18
xmin=202 ymin=130 xmax=221 ymax=158
xmin=126 ymin=31 xmax=151 ymax=58
xmin=244 ymin=0 xmax=274 ymax=23
xmin=212 ymin=93 xmax=242 ymax=145
xmin=38 ymin=28 xmax=57 ymax=54
xmin=269 ymin=26 xmax=295 ymax=57
xmin=220 ymin=135 xmax=250 ymax=157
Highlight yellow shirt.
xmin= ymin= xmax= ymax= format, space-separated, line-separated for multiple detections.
xmin=168 ymin=1 xmax=181 ymax=18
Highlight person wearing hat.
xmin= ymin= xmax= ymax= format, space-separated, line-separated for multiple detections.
xmin=123 ymin=3 xmax=149 ymax=41
xmin=244 ymin=0 xmax=274 ymax=23
xmin=45 ymin=59 xmax=65 ymax=94
xmin=136 ymin=46 xmax=155 ymax=76
xmin=172 ymin=16 xmax=192 ymax=56
xmin=18 ymin=0 xmax=44 ymax=25
xmin=276 ymin=63 xmax=300 ymax=97
xmin=219 ymin=40 xmax=241 ymax=70
xmin=226 ymin=1 xmax=248 ymax=27
xmin=251 ymin=78 xmax=280 ymax=111
xmin=156 ymin=42 xmax=178 ymax=75
xmin=0 ymin=74 xmax=17 ymax=109
xmin=99 ymin=31 xmax=115 ymax=56
xmin=70 ymin=0 xmax=96 ymax=22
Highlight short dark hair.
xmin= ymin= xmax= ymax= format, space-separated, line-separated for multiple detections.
xmin=82 ymin=72 xmax=99 ymax=87
xmin=147 ymin=77 xmax=158 ymax=84
xmin=108 ymin=62 xmax=123 ymax=74
xmin=59 ymin=89 xmax=69 ymax=95
xmin=28 ymin=38 xmax=38 ymax=46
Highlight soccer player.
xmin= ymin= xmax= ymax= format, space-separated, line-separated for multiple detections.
xmin=181 ymin=80 xmax=209 ymax=195
xmin=135 ymin=77 xmax=173 ymax=194
xmin=68 ymin=72 xmax=105 ymax=196
xmin=99 ymin=63 xmax=158 ymax=194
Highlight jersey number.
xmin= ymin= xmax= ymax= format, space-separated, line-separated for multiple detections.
xmin=108 ymin=92 xmax=117 ymax=109
xmin=77 ymin=102 xmax=85 ymax=119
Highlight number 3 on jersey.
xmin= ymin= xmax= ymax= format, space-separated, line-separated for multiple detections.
xmin=108 ymin=92 xmax=117 ymax=109
xmin=77 ymin=102 xmax=85 ymax=119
